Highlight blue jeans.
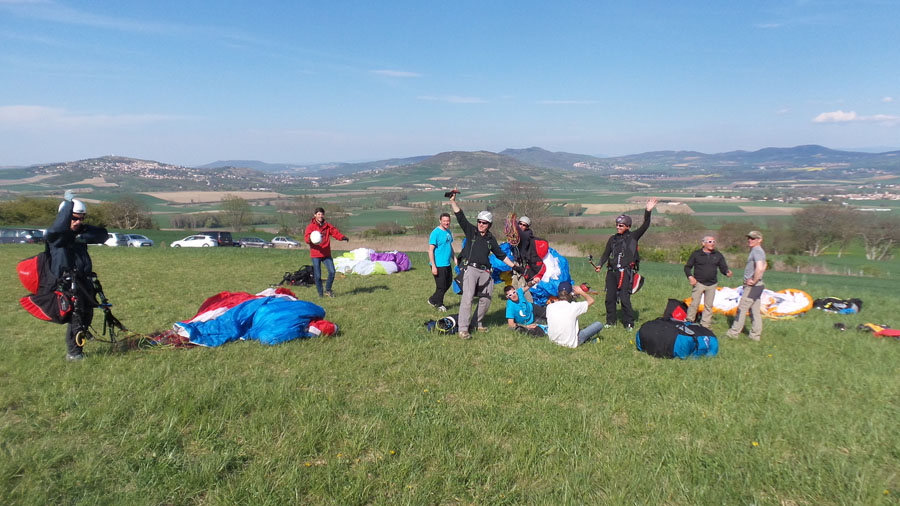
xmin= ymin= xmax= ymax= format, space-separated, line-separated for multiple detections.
xmin=577 ymin=321 xmax=604 ymax=345
xmin=312 ymin=257 xmax=335 ymax=295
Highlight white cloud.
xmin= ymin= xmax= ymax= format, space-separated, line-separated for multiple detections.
xmin=371 ymin=69 xmax=422 ymax=78
xmin=417 ymin=95 xmax=487 ymax=104
xmin=813 ymin=110 xmax=857 ymax=123
xmin=536 ymin=100 xmax=597 ymax=105
xmin=813 ymin=109 xmax=898 ymax=126
xmin=0 ymin=105 xmax=180 ymax=129
xmin=776 ymin=108 xmax=790 ymax=115
xmin=883 ymin=96 xmax=895 ymax=103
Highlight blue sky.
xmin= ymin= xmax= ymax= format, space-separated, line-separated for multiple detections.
xmin=1 ymin=0 xmax=898 ymax=166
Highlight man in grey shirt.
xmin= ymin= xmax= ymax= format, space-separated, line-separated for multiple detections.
xmin=726 ymin=230 xmax=767 ymax=341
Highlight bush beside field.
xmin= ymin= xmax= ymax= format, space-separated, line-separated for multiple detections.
xmin=1 ymin=245 xmax=898 ymax=504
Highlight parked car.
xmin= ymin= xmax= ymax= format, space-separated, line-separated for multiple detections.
xmin=238 ymin=237 xmax=273 ymax=248
xmin=124 ymin=234 xmax=154 ymax=247
xmin=0 ymin=227 xmax=43 ymax=244
xmin=104 ymin=232 xmax=128 ymax=247
xmin=271 ymin=236 xmax=301 ymax=248
xmin=171 ymin=235 xmax=217 ymax=248
xmin=199 ymin=231 xmax=234 ymax=247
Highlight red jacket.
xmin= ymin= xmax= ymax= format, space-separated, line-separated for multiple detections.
xmin=304 ymin=218 xmax=346 ymax=258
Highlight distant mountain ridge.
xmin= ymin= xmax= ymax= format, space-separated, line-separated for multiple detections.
xmin=4 ymin=146 xmax=899 ymax=194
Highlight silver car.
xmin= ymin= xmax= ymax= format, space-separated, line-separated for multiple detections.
xmin=124 ymin=234 xmax=154 ymax=247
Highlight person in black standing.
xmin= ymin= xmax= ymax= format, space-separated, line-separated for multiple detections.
xmin=594 ymin=198 xmax=658 ymax=330
xmin=45 ymin=192 xmax=109 ymax=360
xmin=684 ymin=234 xmax=732 ymax=327
xmin=448 ymin=190 xmax=523 ymax=340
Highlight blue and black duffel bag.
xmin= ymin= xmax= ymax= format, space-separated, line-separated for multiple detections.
xmin=636 ymin=318 xmax=718 ymax=359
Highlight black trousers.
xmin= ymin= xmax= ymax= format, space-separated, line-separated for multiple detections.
xmin=605 ymin=269 xmax=634 ymax=326
xmin=429 ymin=266 xmax=452 ymax=306
xmin=66 ymin=307 xmax=93 ymax=356
xmin=65 ymin=277 xmax=96 ymax=356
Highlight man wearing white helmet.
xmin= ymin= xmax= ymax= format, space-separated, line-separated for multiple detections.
xmin=46 ymin=191 xmax=109 ymax=360
xmin=448 ymin=190 xmax=523 ymax=339
xmin=512 ymin=214 xmax=541 ymax=302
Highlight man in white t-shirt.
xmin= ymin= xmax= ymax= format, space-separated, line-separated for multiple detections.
xmin=546 ymin=282 xmax=604 ymax=348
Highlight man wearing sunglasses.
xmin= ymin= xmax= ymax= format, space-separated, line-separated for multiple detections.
xmin=684 ymin=235 xmax=732 ymax=328
xmin=449 ymin=190 xmax=523 ymax=340
xmin=45 ymin=191 xmax=109 ymax=360
xmin=594 ymin=197 xmax=658 ymax=330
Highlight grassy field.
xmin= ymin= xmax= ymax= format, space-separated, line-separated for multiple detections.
xmin=1 ymin=244 xmax=898 ymax=504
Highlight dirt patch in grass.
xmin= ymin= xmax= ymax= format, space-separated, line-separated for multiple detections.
xmin=739 ymin=206 xmax=799 ymax=215
xmin=0 ymin=174 xmax=55 ymax=185
xmin=142 ymin=191 xmax=287 ymax=203
xmin=71 ymin=176 xmax=119 ymax=187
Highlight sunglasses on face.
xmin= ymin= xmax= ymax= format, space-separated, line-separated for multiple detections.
xmin=71 ymin=215 xmax=86 ymax=222
xmin=616 ymin=224 xmax=627 ymax=228
xmin=477 ymin=220 xmax=490 ymax=225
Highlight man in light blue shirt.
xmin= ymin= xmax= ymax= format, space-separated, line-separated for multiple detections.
xmin=504 ymin=285 xmax=546 ymax=330
xmin=428 ymin=213 xmax=456 ymax=311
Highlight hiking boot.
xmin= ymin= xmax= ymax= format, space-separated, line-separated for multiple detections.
xmin=66 ymin=352 xmax=84 ymax=361
xmin=748 ymin=335 xmax=761 ymax=342
xmin=477 ymin=326 xmax=488 ymax=333
xmin=725 ymin=331 xmax=739 ymax=339
xmin=325 ymin=291 xmax=334 ymax=298
xmin=458 ymin=331 xmax=471 ymax=340
xmin=624 ymin=324 xmax=634 ymax=332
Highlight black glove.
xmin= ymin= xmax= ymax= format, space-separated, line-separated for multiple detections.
xmin=512 ymin=265 xmax=525 ymax=274
xmin=342 ymin=237 xmax=349 ymax=242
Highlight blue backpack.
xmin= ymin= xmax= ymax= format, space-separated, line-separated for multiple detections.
xmin=636 ymin=318 xmax=718 ymax=359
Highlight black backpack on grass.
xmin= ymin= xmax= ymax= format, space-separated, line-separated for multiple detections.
xmin=636 ymin=318 xmax=718 ymax=359
xmin=281 ymin=265 xmax=316 ymax=287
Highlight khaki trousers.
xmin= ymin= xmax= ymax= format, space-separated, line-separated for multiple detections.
xmin=686 ymin=282 xmax=717 ymax=328
xmin=728 ymin=284 xmax=763 ymax=341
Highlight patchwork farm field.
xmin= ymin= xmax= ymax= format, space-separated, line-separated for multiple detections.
xmin=1 ymin=245 xmax=898 ymax=504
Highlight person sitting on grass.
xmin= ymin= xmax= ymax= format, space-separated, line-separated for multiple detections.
xmin=546 ymin=282 xmax=604 ymax=348
xmin=504 ymin=283 xmax=546 ymax=332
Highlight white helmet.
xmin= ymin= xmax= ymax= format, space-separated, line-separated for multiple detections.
xmin=518 ymin=215 xmax=531 ymax=226
xmin=59 ymin=199 xmax=87 ymax=214
xmin=310 ymin=230 xmax=322 ymax=245
xmin=476 ymin=210 xmax=493 ymax=224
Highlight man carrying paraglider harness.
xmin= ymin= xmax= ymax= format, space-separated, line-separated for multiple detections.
xmin=18 ymin=192 xmax=127 ymax=360
xmin=594 ymin=198 xmax=657 ymax=331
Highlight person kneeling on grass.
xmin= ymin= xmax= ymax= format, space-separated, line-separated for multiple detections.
xmin=504 ymin=283 xmax=546 ymax=333
xmin=546 ymin=282 xmax=604 ymax=348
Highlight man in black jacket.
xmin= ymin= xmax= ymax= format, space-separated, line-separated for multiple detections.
xmin=684 ymin=234 xmax=732 ymax=327
xmin=46 ymin=192 xmax=109 ymax=360
xmin=449 ymin=190 xmax=522 ymax=340
xmin=594 ymin=198 xmax=658 ymax=330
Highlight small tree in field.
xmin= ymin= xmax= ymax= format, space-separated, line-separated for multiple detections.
xmin=859 ymin=213 xmax=900 ymax=261
xmin=222 ymin=194 xmax=251 ymax=232
xmin=492 ymin=181 xmax=553 ymax=231
xmin=97 ymin=195 xmax=153 ymax=229
xmin=412 ymin=202 xmax=441 ymax=236
xmin=790 ymin=203 xmax=859 ymax=257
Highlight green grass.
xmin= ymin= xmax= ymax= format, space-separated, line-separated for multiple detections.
xmin=1 ymin=245 xmax=898 ymax=504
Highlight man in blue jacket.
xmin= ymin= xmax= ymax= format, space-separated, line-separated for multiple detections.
xmin=45 ymin=191 xmax=108 ymax=360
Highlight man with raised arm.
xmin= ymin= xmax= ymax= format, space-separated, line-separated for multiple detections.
xmin=448 ymin=190 xmax=522 ymax=340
